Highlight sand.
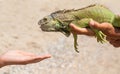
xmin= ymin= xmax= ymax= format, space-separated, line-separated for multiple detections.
xmin=0 ymin=0 xmax=120 ymax=74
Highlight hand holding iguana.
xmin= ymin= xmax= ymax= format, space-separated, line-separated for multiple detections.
xmin=70 ymin=20 xmax=120 ymax=47
xmin=38 ymin=4 xmax=120 ymax=52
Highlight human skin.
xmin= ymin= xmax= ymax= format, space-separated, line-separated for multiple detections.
xmin=69 ymin=20 xmax=120 ymax=47
xmin=0 ymin=50 xmax=51 ymax=68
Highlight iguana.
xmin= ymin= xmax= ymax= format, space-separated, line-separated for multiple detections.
xmin=38 ymin=4 xmax=120 ymax=53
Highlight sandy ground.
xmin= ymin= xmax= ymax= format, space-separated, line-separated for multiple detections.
xmin=0 ymin=0 xmax=120 ymax=74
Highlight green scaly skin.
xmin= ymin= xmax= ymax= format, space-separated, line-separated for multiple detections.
xmin=39 ymin=4 xmax=120 ymax=53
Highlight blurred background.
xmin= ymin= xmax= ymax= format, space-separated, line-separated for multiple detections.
xmin=0 ymin=0 xmax=120 ymax=74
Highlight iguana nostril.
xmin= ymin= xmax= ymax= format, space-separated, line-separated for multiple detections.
xmin=38 ymin=20 xmax=43 ymax=25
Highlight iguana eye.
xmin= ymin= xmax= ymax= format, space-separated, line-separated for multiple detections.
xmin=43 ymin=18 xmax=47 ymax=21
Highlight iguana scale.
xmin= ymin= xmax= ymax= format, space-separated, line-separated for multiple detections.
xmin=38 ymin=4 xmax=120 ymax=53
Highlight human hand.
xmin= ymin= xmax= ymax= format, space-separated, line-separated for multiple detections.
xmin=69 ymin=20 xmax=120 ymax=47
xmin=0 ymin=50 xmax=51 ymax=67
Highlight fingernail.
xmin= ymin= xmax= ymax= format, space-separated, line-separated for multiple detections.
xmin=89 ymin=19 xmax=94 ymax=26
xmin=69 ymin=23 xmax=74 ymax=26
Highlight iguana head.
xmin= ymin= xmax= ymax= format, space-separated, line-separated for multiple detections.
xmin=38 ymin=14 xmax=71 ymax=37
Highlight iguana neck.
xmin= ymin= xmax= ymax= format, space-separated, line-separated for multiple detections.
xmin=51 ymin=10 xmax=77 ymax=28
xmin=50 ymin=10 xmax=78 ymax=37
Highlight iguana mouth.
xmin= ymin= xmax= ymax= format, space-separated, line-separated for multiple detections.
xmin=38 ymin=20 xmax=46 ymax=31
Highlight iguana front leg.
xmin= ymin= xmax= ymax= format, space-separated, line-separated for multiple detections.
xmin=91 ymin=28 xmax=107 ymax=43
xmin=72 ymin=33 xmax=79 ymax=53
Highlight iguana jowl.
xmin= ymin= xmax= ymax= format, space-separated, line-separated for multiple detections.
xmin=38 ymin=4 xmax=120 ymax=53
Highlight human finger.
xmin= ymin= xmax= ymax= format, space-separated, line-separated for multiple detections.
xmin=29 ymin=55 xmax=51 ymax=64
xmin=109 ymin=39 xmax=120 ymax=47
xmin=69 ymin=23 xmax=94 ymax=36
